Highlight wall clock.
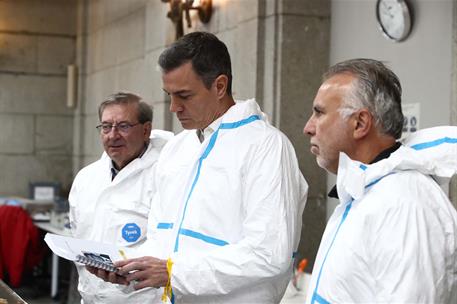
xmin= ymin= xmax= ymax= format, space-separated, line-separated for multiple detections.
xmin=376 ymin=0 xmax=412 ymax=42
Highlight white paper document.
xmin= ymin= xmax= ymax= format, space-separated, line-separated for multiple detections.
xmin=44 ymin=233 xmax=131 ymax=271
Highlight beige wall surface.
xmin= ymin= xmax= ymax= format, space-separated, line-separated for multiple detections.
xmin=0 ymin=0 xmax=77 ymax=197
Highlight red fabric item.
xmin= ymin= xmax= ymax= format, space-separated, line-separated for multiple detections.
xmin=0 ymin=205 xmax=45 ymax=287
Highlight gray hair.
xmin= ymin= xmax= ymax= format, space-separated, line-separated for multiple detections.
xmin=98 ymin=91 xmax=153 ymax=123
xmin=325 ymin=58 xmax=404 ymax=139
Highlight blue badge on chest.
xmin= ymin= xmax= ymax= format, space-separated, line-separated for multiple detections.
xmin=122 ymin=223 xmax=141 ymax=242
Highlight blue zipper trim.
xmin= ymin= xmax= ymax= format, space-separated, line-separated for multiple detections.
xmin=312 ymin=171 xmax=397 ymax=302
xmin=411 ymin=136 xmax=457 ymax=150
xmin=311 ymin=200 xmax=353 ymax=304
xmin=157 ymin=222 xmax=174 ymax=229
xmin=312 ymin=291 xmax=331 ymax=304
xmin=173 ymin=115 xmax=261 ymax=252
xmin=173 ymin=151 xmax=207 ymax=252
xmin=179 ymin=228 xmax=229 ymax=246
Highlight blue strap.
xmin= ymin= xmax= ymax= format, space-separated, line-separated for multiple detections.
xmin=411 ymin=136 xmax=457 ymax=150
xmin=173 ymin=115 xmax=261 ymax=252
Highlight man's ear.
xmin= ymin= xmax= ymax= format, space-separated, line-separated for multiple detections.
xmin=213 ymin=75 xmax=228 ymax=100
xmin=353 ymin=109 xmax=372 ymax=139
xmin=143 ymin=121 xmax=152 ymax=139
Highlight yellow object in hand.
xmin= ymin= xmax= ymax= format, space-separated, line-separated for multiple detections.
xmin=119 ymin=249 xmax=128 ymax=260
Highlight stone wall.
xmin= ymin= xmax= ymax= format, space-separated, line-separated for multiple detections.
xmin=0 ymin=0 xmax=77 ymax=197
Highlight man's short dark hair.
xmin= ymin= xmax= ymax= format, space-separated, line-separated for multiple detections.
xmin=158 ymin=31 xmax=233 ymax=96
xmin=98 ymin=92 xmax=153 ymax=123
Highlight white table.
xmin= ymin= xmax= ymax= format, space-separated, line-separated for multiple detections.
xmin=35 ymin=221 xmax=71 ymax=299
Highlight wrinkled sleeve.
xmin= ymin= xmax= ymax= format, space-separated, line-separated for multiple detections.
xmin=171 ymin=131 xmax=308 ymax=296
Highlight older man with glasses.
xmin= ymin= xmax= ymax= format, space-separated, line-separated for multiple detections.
xmin=68 ymin=92 xmax=172 ymax=304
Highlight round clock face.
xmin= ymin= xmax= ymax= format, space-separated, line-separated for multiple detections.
xmin=376 ymin=0 xmax=412 ymax=42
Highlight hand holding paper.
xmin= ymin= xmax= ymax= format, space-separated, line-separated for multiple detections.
xmin=44 ymin=233 xmax=132 ymax=273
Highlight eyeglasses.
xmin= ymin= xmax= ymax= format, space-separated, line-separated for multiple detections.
xmin=95 ymin=122 xmax=141 ymax=134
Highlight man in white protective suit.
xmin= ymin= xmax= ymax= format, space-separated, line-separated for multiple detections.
xmin=303 ymin=58 xmax=457 ymax=303
xmin=89 ymin=32 xmax=308 ymax=303
xmin=69 ymin=92 xmax=172 ymax=303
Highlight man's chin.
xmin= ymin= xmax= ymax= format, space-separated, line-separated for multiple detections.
xmin=316 ymin=158 xmax=337 ymax=174
xmin=179 ymin=120 xmax=197 ymax=130
xmin=107 ymin=149 xmax=123 ymax=160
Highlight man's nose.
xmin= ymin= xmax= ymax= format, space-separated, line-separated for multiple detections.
xmin=106 ymin=126 xmax=121 ymax=138
xmin=303 ymin=118 xmax=315 ymax=136
xmin=169 ymin=97 xmax=182 ymax=113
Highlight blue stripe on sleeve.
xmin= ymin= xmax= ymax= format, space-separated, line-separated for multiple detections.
xmin=179 ymin=228 xmax=229 ymax=246
xmin=157 ymin=222 xmax=173 ymax=229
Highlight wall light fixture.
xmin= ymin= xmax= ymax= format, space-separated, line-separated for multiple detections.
xmin=161 ymin=0 xmax=212 ymax=40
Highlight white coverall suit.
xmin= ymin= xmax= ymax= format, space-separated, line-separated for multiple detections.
xmin=142 ymin=99 xmax=308 ymax=303
xmin=306 ymin=126 xmax=457 ymax=304
xmin=69 ymin=130 xmax=172 ymax=304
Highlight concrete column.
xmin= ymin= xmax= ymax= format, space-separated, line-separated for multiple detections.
xmin=257 ymin=0 xmax=331 ymax=269
xmin=72 ymin=0 xmax=89 ymax=175
xmin=450 ymin=0 xmax=457 ymax=208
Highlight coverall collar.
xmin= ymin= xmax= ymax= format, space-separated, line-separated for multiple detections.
xmin=328 ymin=142 xmax=402 ymax=199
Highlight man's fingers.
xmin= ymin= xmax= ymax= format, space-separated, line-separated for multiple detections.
xmin=85 ymin=265 xmax=128 ymax=285
xmin=114 ymin=258 xmax=134 ymax=267
xmin=125 ymin=268 xmax=150 ymax=283
xmin=86 ymin=265 xmax=98 ymax=275
xmin=132 ymin=279 xmax=155 ymax=291
xmin=108 ymin=271 xmax=129 ymax=285
xmin=118 ymin=259 xmax=148 ymax=275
